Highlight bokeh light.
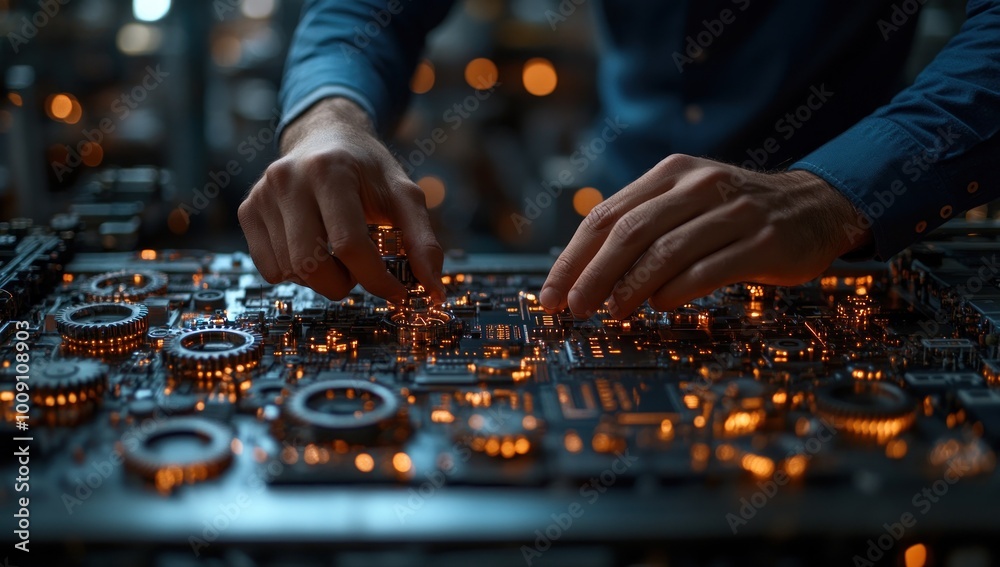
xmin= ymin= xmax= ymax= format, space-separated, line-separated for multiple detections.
xmin=522 ymin=58 xmax=557 ymax=96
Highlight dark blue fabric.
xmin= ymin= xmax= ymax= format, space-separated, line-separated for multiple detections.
xmin=280 ymin=0 xmax=1000 ymax=261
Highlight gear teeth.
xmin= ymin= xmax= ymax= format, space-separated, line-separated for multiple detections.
xmin=55 ymin=302 xmax=149 ymax=356
xmin=83 ymin=269 xmax=168 ymax=303
xmin=32 ymin=359 xmax=109 ymax=424
xmin=163 ymin=325 xmax=264 ymax=381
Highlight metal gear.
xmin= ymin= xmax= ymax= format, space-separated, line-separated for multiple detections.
xmin=281 ymin=379 xmax=406 ymax=445
xmin=121 ymin=417 xmax=234 ymax=490
xmin=33 ymin=359 xmax=108 ymax=410
xmin=162 ymin=325 xmax=263 ymax=380
xmin=83 ymin=269 xmax=168 ymax=302
xmin=814 ymin=380 xmax=916 ymax=442
xmin=55 ymin=302 xmax=149 ymax=355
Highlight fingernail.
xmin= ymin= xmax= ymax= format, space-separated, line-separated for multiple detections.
xmin=539 ymin=287 xmax=561 ymax=310
xmin=607 ymin=297 xmax=619 ymax=318
xmin=568 ymin=289 xmax=587 ymax=318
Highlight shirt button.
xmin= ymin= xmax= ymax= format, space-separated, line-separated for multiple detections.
xmin=940 ymin=205 xmax=953 ymax=218
xmin=968 ymin=181 xmax=980 ymax=193
xmin=684 ymin=104 xmax=703 ymax=124
xmin=915 ymin=220 xmax=927 ymax=233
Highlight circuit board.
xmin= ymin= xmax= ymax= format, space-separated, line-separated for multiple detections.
xmin=3 ymin=220 xmax=1000 ymax=566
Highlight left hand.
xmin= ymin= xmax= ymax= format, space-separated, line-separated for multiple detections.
xmin=539 ymin=154 xmax=870 ymax=318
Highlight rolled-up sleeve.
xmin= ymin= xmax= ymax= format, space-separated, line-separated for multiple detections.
xmin=790 ymin=0 xmax=1000 ymax=260
xmin=279 ymin=0 xmax=456 ymax=137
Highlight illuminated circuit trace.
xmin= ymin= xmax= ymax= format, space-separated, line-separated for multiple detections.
xmin=2 ymin=220 xmax=1000 ymax=555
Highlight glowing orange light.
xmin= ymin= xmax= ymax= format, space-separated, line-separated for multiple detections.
xmin=522 ymin=58 xmax=557 ymax=96
xmin=81 ymin=142 xmax=103 ymax=167
xmin=464 ymin=57 xmax=498 ymax=89
xmin=417 ymin=175 xmax=446 ymax=209
xmin=8 ymin=93 xmax=22 ymax=107
xmin=904 ymin=543 xmax=927 ymax=567
xmin=564 ymin=431 xmax=583 ymax=453
xmin=572 ymin=187 xmax=603 ymax=217
xmin=410 ymin=59 xmax=435 ymax=94
xmin=48 ymin=94 xmax=73 ymax=119
xmin=140 ymin=249 xmax=157 ymax=260
xmin=392 ymin=452 xmax=412 ymax=473
xmin=355 ymin=453 xmax=375 ymax=473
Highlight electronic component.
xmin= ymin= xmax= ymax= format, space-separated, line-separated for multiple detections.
xmin=4 ymin=221 xmax=1000 ymax=566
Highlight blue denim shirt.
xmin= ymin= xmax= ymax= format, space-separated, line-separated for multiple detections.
xmin=280 ymin=0 xmax=1000 ymax=261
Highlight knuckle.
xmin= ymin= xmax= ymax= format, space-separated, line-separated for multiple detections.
xmin=649 ymin=235 xmax=680 ymax=264
xmin=583 ymin=201 xmax=617 ymax=233
xmin=264 ymin=159 xmax=294 ymax=184
xmin=610 ymin=211 xmax=646 ymax=243
xmin=656 ymin=153 xmax=692 ymax=172
xmin=302 ymin=148 xmax=355 ymax=177
xmin=730 ymin=194 xmax=761 ymax=216
xmin=398 ymin=182 xmax=426 ymax=205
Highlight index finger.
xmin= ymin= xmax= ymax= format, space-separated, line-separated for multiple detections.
xmin=539 ymin=155 xmax=694 ymax=315
xmin=316 ymin=177 xmax=407 ymax=302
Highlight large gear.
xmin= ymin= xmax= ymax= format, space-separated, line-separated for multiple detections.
xmin=55 ymin=302 xmax=149 ymax=356
xmin=83 ymin=269 xmax=168 ymax=303
xmin=163 ymin=325 xmax=263 ymax=380
xmin=280 ymin=379 xmax=406 ymax=445
xmin=814 ymin=380 xmax=916 ymax=442
xmin=121 ymin=417 xmax=234 ymax=491
xmin=32 ymin=360 xmax=108 ymax=425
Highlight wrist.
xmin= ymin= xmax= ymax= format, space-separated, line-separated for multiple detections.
xmin=781 ymin=169 xmax=873 ymax=258
xmin=280 ymin=97 xmax=376 ymax=155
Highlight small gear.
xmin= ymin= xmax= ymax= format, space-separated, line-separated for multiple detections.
xmin=83 ymin=269 xmax=168 ymax=302
xmin=281 ymin=379 xmax=406 ymax=445
xmin=55 ymin=302 xmax=149 ymax=355
xmin=33 ymin=359 xmax=108 ymax=409
xmin=163 ymin=325 xmax=263 ymax=380
xmin=814 ymin=380 xmax=916 ymax=442
xmin=121 ymin=417 xmax=234 ymax=490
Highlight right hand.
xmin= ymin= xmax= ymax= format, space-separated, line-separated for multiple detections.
xmin=238 ymin=97 xmax=446 ymax=303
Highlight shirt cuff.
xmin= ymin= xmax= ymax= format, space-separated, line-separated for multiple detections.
xmin=789 ymin=117 xmax=956 ymax=262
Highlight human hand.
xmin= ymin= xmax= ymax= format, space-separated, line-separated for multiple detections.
xmin=238 ymin=98 xmax=445 ymax=303
xmin=539 ymin=154 xmax=870 ymax=318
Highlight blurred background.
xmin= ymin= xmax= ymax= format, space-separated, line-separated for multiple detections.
xmin=0 ymin=0 xmax=976 ymax=256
